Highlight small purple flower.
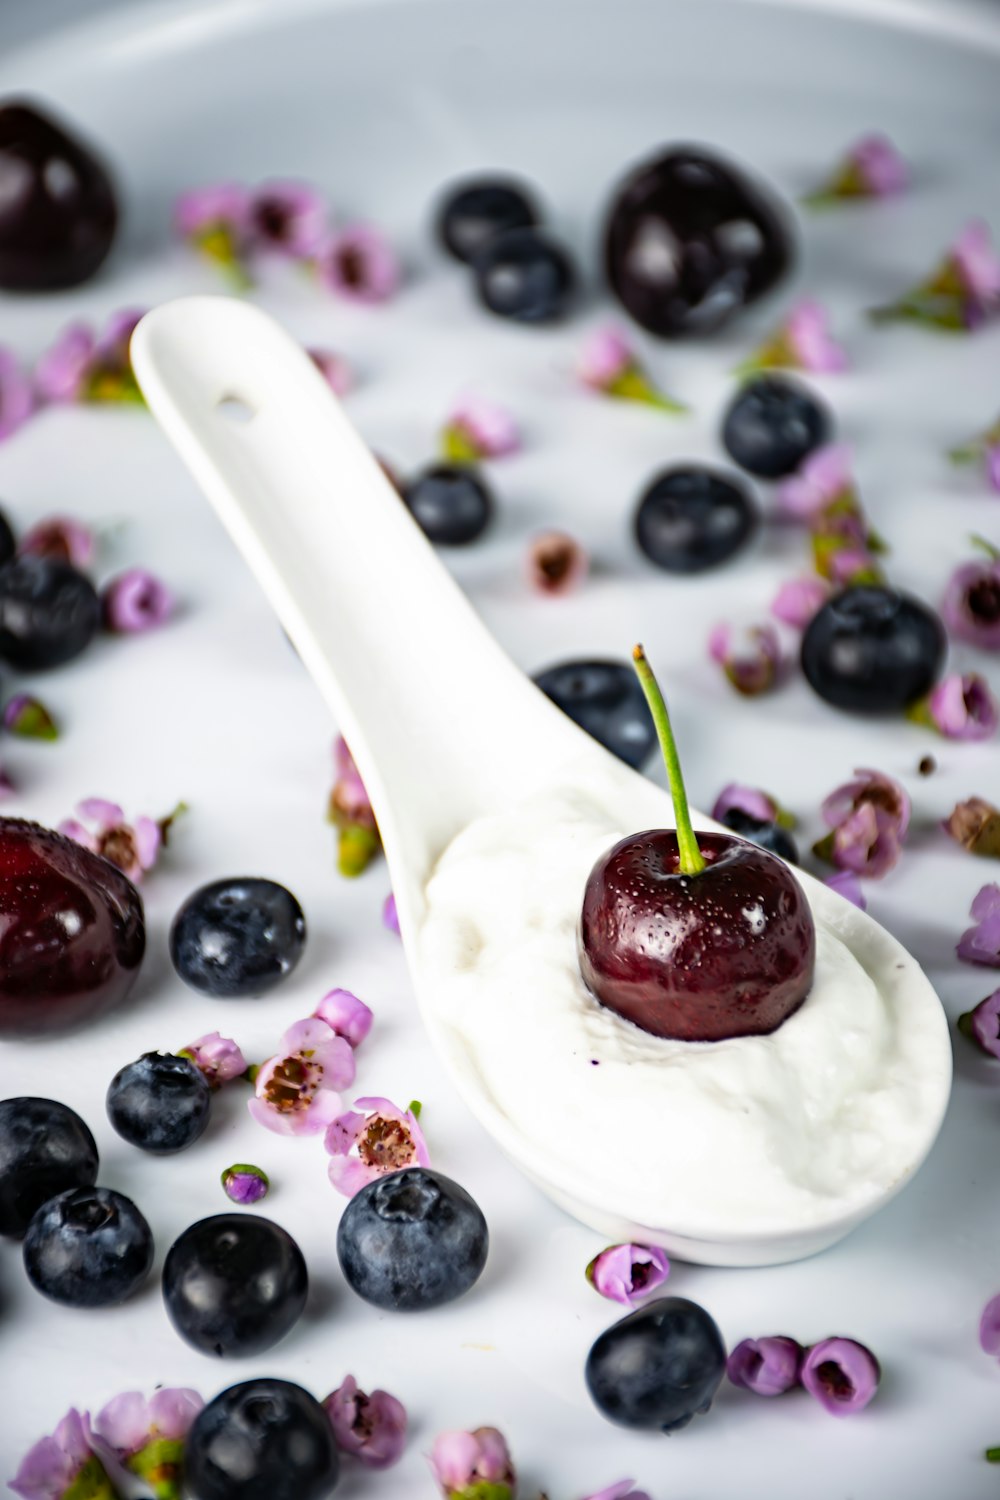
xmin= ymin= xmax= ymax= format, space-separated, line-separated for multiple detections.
xmin=383 ymin=892 xmax=400 ymax=934
xmin=822 ymin=767 xmax=911 ymax=838
xmin=0 ymin=347 xmax=34 ymax=441
xmin=179 ymin=1031 xmax=247 ymax=1088
xmin=175 ymin=182 xmax=253 ymax=285
xmin=943 ymin=797 xmax=1000 ymax=857
xmin=771 ymin=575 xmax=831 ymax=629
xmin=428 ymin=1428 xmax=515 ymax=1500
xmin=18 ymin=516 xmax=95 ymax=568
xmin=871 ymin=219 xmax=1000 ymax=331
xmin=583 ymin=1485 xmax=650 ymax=1500
xmin=249 ymin=180 xmax=327 ymax=258
xmin=313 ymin=988 xmax=373 ymax=1049
xmin=221 ymin=1163 xmax=269 ymax=1204
xmin=800 ymin=1338 xmax=881 ymax=1416
xmin=9 ymin=1409 xmax=115 ymax=1500
xmin=739 ymin=299 xmax=847 ymax=377
xmin=527 ymin=531 xmax=589 ymax=596
xmin=957 ymin=884 xmax=1000 ymax=968
xmin=959 ymin=990 xmax=1000 ymax=1059
xmin=980 ymin=1292 xmax=1000 ymax=1355
xmin=4 ymin=694 xmax=58 ymax=741
xmin=248 ymin=1017 xmax=354 ymax=1136
xmin=805 ymin=133 xmax=908 ymax=205
xmin=441 ymin=395 xmax=520 ymax=463
xmin=586 ymin=1243 xmax=670 ymax=1309
xmin=727 ymin=1336 xmax=804 ymax=1396
xmin=577 ymin=325 xmax=686 ymax=412
xmin=824 ymin=870 xmax=868 ymax=910
xmin=922 ymin=673 xmax=999 ymax=741
xmin=954 ymin=220 xmax=1000 ymax=305
xmin=711 ymin=784 xmax=781 ymax=824
xmin=330 ymin=735 xmax=381 ymax=877
xmin=59 ymin=798 xmax=170 ymax=883
xmin=325 ymin=1095 xmax=429 ymax=1197
xmin=708 ymin=621 xmax=782 ymax=696
xmin=33 ymin=325 xmax=95 ymax=404
xmin=36 ymin=311 xmax=145 ymax=406
xmin=319 ymin=224 xmax=399 ymax=303
xmin=941 ymin=559 xmax=1000 ymax=650
xmin=777 ymin=443 xmax=854 ymax=520
xmin=101 ymin=568 xmax=174 ymax=634
xmin=815 ymin=767 xmax=909 ymax=879
xmin=825 ymin=545 xmax=882 ymax=586
xmin=309 ymin=348 xmax=354 ymax=397
xmin=91 ymin=1388 xmax=203 ymax=1500
xmin=322 ymin=1375 xmax=407 ymax=1469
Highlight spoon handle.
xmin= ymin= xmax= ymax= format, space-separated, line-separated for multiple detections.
xmin=131 ymin=297 xmax=579 ymax=914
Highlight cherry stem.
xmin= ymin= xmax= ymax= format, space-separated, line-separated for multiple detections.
xmin=632 ymin=644 xmax=705 ymax=877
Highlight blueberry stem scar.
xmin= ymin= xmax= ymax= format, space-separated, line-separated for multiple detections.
xmin=632 ymin=644 xmax=705 ymax=877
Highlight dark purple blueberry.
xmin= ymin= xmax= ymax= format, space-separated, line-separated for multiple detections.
xmin=0 ymin=1097 xmax=98 ymax=1239
xmin=163 ymin=1213 xmax=307 ymax=1356
xmin=719 ymin=808 xmax=799 ymax=864
xmin=23 ymin=1186 xmax=153 ymax=1306
xmin=436 ymin=177 xmax=539 ymax=263
xmin=169 ymin=877 xmax=306 ymax=998
xmin=586 ymin=1296 xmax=727 ymax=1432
xmin=0 ymin=556 xmax=100 ymax=670
xmin=0 ymin=508 xmax=15 ymax=567
xmin=634 ymin=465 xmax=758 ymax=573
xmin=473 ymin=227 xmax=575 ymax=324
xmin=185 ymin=1379 xmax=339 ymax=1500
xmin=801 ymin=585 xmax=946 ymax=713
xmin=402 ymin=464 xmax=493 ymax=546
xmin=106 ymin=1052 xmax=211 ymax=1154
xmin=604 ymin=146 xmax=793 ymax=337
xmin=533 ymin=659 xmax=656 ymax=769
xmin=0 ymin=101 xmax=118 ymax=291
xmin=722 ymin=375 xmax=831 ymax=478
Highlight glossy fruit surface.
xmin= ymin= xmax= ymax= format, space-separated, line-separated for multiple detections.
xmin=604 ymin=146 xmax=793 ymax=337
xmin=473 ymin=226 xmax=575 ymax=323
xmin=0 ymin=556 xmax=101 ymax=669
xmin=436 ymin=177 xmax=538 ymax=263
xmin=0 ymin=1097 xmax=99 ymax=1238
xmin=586 ymin=1296 xmax=727 ymax=1432
xmin=0 ymin=101 xmax=118 ymax=291
xmin=0 ymin=818 xmax=145 ymax=1038
xmin=720 ymin=808 xmax=799 ymax=864
xmin=722 ymin=375 xmax=831 ymax=478
xmin=169 ymin=877 xmax=306 ymax=998
xmin=579 ymin=830 xmax=815 ymax=1041
xmin=801 ymin=585 xmax=946 ymax=713
xmin=337 ymin=1167 xmax=488 ymax=1312
xmin=533 ymin=659 xmax=656 ymax=769
xmin=402 ymin=464 xmax=493 ymax=546
xmin=106 ymin=1052 xmax=212 ymax=1154
xmin=185 ymin=1380 xmax=339 ymax=1500
xmin=634 ymin=465 xmax=758 ymax=573
xmin=23 ymin=1185 xmax=153 ymax=1306
xmin=163 ymin=1213 xmax=308 ymax=1356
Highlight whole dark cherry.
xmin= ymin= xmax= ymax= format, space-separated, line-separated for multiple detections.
xmin=0 ymin=101 xmax=118 ymax=291
xmin=604 ymin=146 xmax=793 ymax=337
xmin=578 ymin=649 xmax=815 ymax=1042
xmin=0 ymin=819 xmax=145 ymax=1038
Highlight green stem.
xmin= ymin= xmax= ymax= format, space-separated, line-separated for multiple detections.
xmin=985 ymin=1446 xmax=1000 ymax=1463
xmin=632 ymin=644 xmax=705 ymax=876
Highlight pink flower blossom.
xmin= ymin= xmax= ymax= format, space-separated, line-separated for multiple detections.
xmin=960 ymin=990 xmax=1000 ymax=1059
xmin=987 ymin=446 xmax=1000 ymax=492
xmin=248 ymin=1017 xmax=354 ymax=1136
xmin=322 ymin=1375 xmax=407 ymax=1469
xmin=249 ymin=180 xmax=327 ymax=258
xmin=0 ymin=347 xmax=34 ymax=441
xmin=711 ymin=784 xmax=781 ymax=824
xmin=319 ymin=224 xmax=399 ymax=303
xmin=383 ymin=892 xmax=400 ymax=934
xmin=329 ymin=736 xmax=381 ymax=877
xmin=583 ymin=1485 xmax=651 ymax=1500
xmin=925 ymin=673 xmax=998 ymax=741
xmin=771 ymin=575 xmax=831 ymax=629
xmin=325 ymin=1095 xmax=429 ymax=1196
xmin=428 ymin=1428 xmax=515 ymax=1500
xmin=727 ymin=1336 xmax=804 ymax=1396
xmin=221 ymin=1164 xmax=269 ymax=1204
xmin=9 ymin=1409 xmax=113 ymax=1500
xmin=309 ymin=348 xmax=354 ymax=397
xmin=851 ymin=134 xmax=909 ymax=197
xmin=801 ymin=1338 xmax=880 ymax=1416
xmin=777 ymin=443 xmax=854 ymax=519
xmin=958 ymin=884 xmax=1000 ymax=967
xmin=33 ymin=324 xmax=96 ymax=403
xmin=526 ymin=531 xmax=589 ymax=595
xmin=175 ymin=182 xmax=251 ymax=239
xmin=953 ymin=220 xmax=1000 ymax=304
xmin=441 ymin=395 xmax=520 ymax=462
xmin=942 ymin=557 xmax=1000 ymax=649
xmin=18 ymin=516 xmax=95 ymax=568
xmin=980 ymin=1291 xmax=1000 ymax=1353
xmin=708 ymin=621 xmax=782 ymax=696
xmin=35 ymin=311 xmax=145 ymax=406
xmin=786 ymin=300 xmax=849 ymax=372
xmin=102 ymin=569 xmax=174 ymax=633
xmin=824 ymin=870 xmax=867 ymax=909
xmin=578 ymin=326 xmax=633 ymax=389
xmin=58 ymin=799 xmax=169 ymax=882
xmin=4 ymin=694 xmax=58 ymax=741
xmin=817 ymin=768 xmax=910 ymax=879
xmin=586 ymin=1243 xmax=670 ymax=1308
xmin=872 ymin=219 xmax=1000 ymax=331
xmin=178 ymin=1032 xmax=247 ymax=1088
xmin=91 ymin=1389 xmax=202 ymax=1498
xmin=313 ymin=988 xmax=373 ymax=1049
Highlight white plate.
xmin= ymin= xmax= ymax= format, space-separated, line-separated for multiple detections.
xmin=0 ymin=1 xmax=998 ymax=1495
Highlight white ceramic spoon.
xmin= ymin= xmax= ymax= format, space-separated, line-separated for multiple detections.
xmin=132 ymin=296 xmax=951 ymax=1267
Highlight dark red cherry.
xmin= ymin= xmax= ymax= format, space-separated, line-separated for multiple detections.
xmin=604 ymin=146 xmax=793 ymax=338
xmin=0 ymin=101 xmax=118 ymax=292
xmin=0 ymin=819 xmax=145 ymax=1038
xmin=579 ymin=830 xmax=815 ymax=1041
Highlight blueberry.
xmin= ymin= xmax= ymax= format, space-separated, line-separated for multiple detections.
xmin=23 ymin=1186 xmax=153 ymax=1307
xmin=473 ymin=227 xmax=576 ymax=324
xmin=106 ymin=1052 xmax=211 ymax=1154
xmin=720 ymin=808 xmax=799 ymax=863
xmin=0 ymin=508 xmax=15 ymax=567
xmin=722 ymin=375 xmax=831 ymax=478
xmin=436 ymin=177 xmax=539 ymax=264
xmin=635 ymin=466 xmax=758 ymax=573
xmin=169 ymin=877 xmax=306 ymax=998
xmin=0 ymin=556 xmax=100 ymax=669
xmin=402 ymin=464 xmax=493 ymax=546
xmin=163 ymin=1213 xmax=307 ymax=1356
xmin=185 ymin=1379 xmax=339 ymax=1500
xmin=337 ymin=1166 xmax=488 ymax=1312
xmin=586 ymin=1296 xmax=726 ymax=1433
xmin=534 ymin=659 xmax=656 ymax=769
xmin=801 ymin=585 xmax=946 ymax=713
xmin=0 ymin=1097 xmax=98 ymax=1239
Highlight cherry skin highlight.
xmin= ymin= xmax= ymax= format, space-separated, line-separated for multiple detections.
xmin=0 ymin=818 xmax=145 ymax=1038
xmin=579 ymin=829 xmax=815 ymax=1041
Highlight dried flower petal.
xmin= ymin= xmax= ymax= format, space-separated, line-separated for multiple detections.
xmin=527 ymin=531 xmax=589 ymax=596
xmin=325 ymin=1095 xmax=429 ymax=1196
xmin=586 ymin=1243 xmax=670 ymax=1308
xmin=727 ymin=1336 xmax=804 ymax=1396
xmin=0 ymin=347 xmax=34 ymax=441
xmin=957 ymin=883 xmax=1000 ymax=967
xmin=944 ymin=797 xmax=1000 ymax=857
xmin=708 ymin=622 xmax=782 ymax=696
xmin=800 ymin=1338 xmax=881 ymax=1416
xmin=3 ymin=694 xmax=58 ymax=741
xmin=323 ymin=1374 xmax=407 ymax=1469
xmin=221 ymin=1163 xmax=269 ymax=1204
xmin=319 ymin=224 xmax=399 ymax=303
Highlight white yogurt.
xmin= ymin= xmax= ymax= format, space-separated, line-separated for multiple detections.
xmin=418 ymin=769 xmax=949 ymax=1240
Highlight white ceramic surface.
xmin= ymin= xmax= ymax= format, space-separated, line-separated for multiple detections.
xmin=0 ymin=0 xmax=998 ymax=1494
